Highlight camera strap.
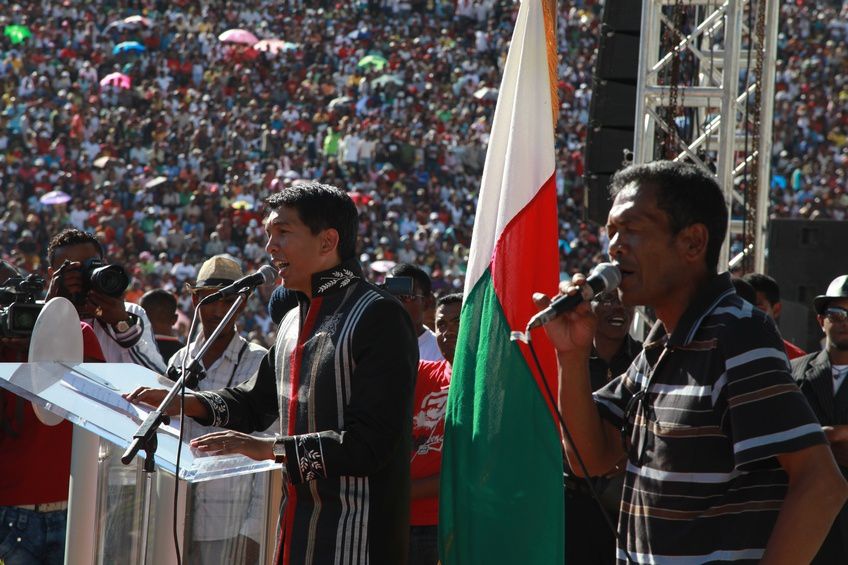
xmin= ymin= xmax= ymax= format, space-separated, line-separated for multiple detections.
xmin=224 ymin=341 xmax=250 ymax=389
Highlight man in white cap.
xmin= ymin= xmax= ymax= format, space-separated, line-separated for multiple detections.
xmin=174 ymin=255 xmax=269 ymax=565
xmin=792 ymin=274 xmax=848 ymax=564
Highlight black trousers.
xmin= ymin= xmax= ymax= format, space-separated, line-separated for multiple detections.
xmin=564 ymin=485 xmax=617 ymax=565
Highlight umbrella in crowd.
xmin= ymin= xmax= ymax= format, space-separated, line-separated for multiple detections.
xmin=328 ymin=96 xmax=352 ymax=109
xmin=104 ymin=15 xmax=152 ymax=31
xmin=371 ymin=74 xmax=404 ymax=88
xmin=4 ymin=24 xmax=31 ymax=45
xmin=348 ymin=191 xmax=374 ymax=205
xmin=39 ymin=190 xmax=72 ymax=206
xmin=113 ymin=41 xmax=146 ymax=55
xmin=369 ymin=260 xmax=396 ymax=274
xmin=357 ymin=54 xmax=388 ymax=71
xmin=254 ymin=39 xmax=298 ymax=54
xmin=92 ymin=155 xmax=123 ymax=168
xmin=99 ymin=72 xmax=131 ymax=90
xmin=144 ymin=176 xmax=168 ymax=189
xmin=218 ymin=28 xmax=259 ymax=46
xmin=347 ymin=28 xmax=371 ymax=40
xmin=473 ymin=86 xmax=499 ymax=101
xmin=231 ymin=199 xmax=254 ymax=210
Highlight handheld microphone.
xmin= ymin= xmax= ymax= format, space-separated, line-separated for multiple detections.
xmin=526 ymin=263 xmax=621 ymax=330
xmin=200 ymin=265 xmax=277 ymax=304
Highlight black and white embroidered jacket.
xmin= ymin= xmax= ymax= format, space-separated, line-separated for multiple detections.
xmin=195 ymin=259 xmax=418 ymax=565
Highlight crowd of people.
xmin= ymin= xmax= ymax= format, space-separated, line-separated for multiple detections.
xmin=770 ymin=0 xmax=848 ymax=220
xmin=0 ymin=0 xmax=845 ymax=348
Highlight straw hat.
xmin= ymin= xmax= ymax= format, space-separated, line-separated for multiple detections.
xmin=187 ymin=255 xmax=243 ymax=292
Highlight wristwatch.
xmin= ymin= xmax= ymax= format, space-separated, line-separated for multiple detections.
xmin=273 ymin=435 xmax=286 ymax=464
xmin=113 ymin=314 xmax=138 ymax=333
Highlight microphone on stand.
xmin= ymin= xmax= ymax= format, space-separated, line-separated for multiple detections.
xmin=199 ymin=265 xmax=277 ymax=304
xmin=526 ymin=263 xmax=621 ymax=331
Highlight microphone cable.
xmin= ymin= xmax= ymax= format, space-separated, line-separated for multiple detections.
xmin=522 ymin=331 xmax=637 ymax=565
xmin=170 ymin=308 xmax=202 ymax=565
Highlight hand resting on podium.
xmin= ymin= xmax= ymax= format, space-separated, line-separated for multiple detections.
xmin=124 ymin=386 xmax=276 ymax=461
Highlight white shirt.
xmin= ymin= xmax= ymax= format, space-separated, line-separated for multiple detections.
xmin=833 ymin=365 xmax=848 ymax=395
xmin=170 ymin=334 xmax=269 ymax=543
xmin=418 ymin=327 xmax=445 ymax=362
xmin=88 ymin=301 xmax=166 ymax=373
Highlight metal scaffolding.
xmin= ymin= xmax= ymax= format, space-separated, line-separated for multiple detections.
xmin=632 ymin=0 xmax=780 ymax=273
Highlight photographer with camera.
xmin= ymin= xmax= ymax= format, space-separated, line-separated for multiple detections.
xmin=0 ymin=259 xmax=106 ymax=565
xmin=45 ymin=229 xmax=166 ymax=373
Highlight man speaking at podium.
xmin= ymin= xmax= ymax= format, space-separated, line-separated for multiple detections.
xmin=128 ymin=182 xmax=419 ymax=565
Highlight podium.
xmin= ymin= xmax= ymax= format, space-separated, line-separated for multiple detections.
xmin=0 ymin=361 xmax=282 ymax=565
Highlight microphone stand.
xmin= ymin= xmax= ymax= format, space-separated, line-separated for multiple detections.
xmin=122 ymin=288 xmax=250 ymax=466
xmin=120 ymin=288 xmax=250 ymax=564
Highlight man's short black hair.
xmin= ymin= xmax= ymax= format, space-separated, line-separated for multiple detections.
xmin=139 ymin=289 xmax=177 ymax=318
xmin=265 ymin=182 xmax=358 ymax=260
xmin=741 ymin=273 xmax=780 ymax=306
xmin=389 ymin=263 xmax=432 ymax=295
xmin=47 ymin=228 xmax=104 ymax=266
xmin=609 ymin=161 xmax=728 ymax=273
xmin=436 ymin=293 xmax=463 ymax=309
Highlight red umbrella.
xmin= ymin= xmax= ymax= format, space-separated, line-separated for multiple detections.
xmin=348 ymin=191 xmax=373 ymax=205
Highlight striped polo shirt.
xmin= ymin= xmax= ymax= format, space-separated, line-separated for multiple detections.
xmin=594 ymin=273 xmax=826 ymax=564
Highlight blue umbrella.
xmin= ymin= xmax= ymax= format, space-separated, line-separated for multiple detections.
xmin=112 ymin=41 xmax=146 ymax=55
xmin=347 ymin=28 xmax=371 ymax=40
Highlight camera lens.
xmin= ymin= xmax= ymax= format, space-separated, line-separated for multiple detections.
xmin=90 ymin=265 xmax=130 ymax=297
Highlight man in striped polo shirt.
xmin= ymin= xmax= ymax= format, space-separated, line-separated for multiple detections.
xmin=534 ymin=161 xmax=847 ymax=563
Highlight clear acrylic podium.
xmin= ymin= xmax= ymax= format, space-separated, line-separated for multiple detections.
xmin=0 ymin=361 xmax=282 ymax=565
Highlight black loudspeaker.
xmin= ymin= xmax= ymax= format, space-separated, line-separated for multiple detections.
xmin=766 ymin=220 xmax=848 ymax=352
xmin=583 ymin=1 xmax=642 ymax=225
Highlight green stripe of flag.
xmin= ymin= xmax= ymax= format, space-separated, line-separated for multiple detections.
xmin=440 ymin=268 xmax=564 ymax=564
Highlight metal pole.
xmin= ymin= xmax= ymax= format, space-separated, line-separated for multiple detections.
xmin=755 ymin=0 xmax=781 ymax=273
xmin=717 ymin=0 xmax=743 ymax=270
xmin=633 ymin=0 xmax=658 ymax=163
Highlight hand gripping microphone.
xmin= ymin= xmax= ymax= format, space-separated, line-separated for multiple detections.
xmin=200 ymin=264 xmax=277 ymax=304
xmin=526 ymin=263 xmax=621 ymax=331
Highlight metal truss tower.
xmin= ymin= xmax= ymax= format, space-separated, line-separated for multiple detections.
xmin=632 ymin=0 xmax=780 ymax=273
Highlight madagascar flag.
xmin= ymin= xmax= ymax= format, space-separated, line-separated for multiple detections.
xmin=439 ymin=1 xmax=563 ymax=563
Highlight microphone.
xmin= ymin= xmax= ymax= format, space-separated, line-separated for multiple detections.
xmin=527 ymin=263 xmax=621 ymax=330
xmin=201 ymin=265 xmax=277 ymax=304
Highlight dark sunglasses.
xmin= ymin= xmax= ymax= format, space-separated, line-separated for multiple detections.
xmin=621 ymin=389 xmax=649 ymax=466
xmin=825 ymin=307 xmax=848 ymax=323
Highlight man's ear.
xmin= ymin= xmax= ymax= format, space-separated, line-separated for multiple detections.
xmin=772 ymin=301 xmax=782 ymax=320
xmin=677 ymin=223 xmax=709 ymax=264
xmin=320 ymin=228 xmax=340 ymax=256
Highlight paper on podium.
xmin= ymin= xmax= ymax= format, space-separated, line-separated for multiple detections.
xmin=0 ymin=361 xmax=280 ymax=482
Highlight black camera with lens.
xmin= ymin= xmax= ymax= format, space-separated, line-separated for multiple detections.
xmin=80 ymin=258 xmax=130 ymax=298
xmin=0 ymin=274 xmax=45 ymax=338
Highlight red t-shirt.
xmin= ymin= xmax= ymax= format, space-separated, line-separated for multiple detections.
xmin=410 ymin=360 xmax=451 ymax=526
xmin=0 ymin=323 xmax=104 ymax=505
